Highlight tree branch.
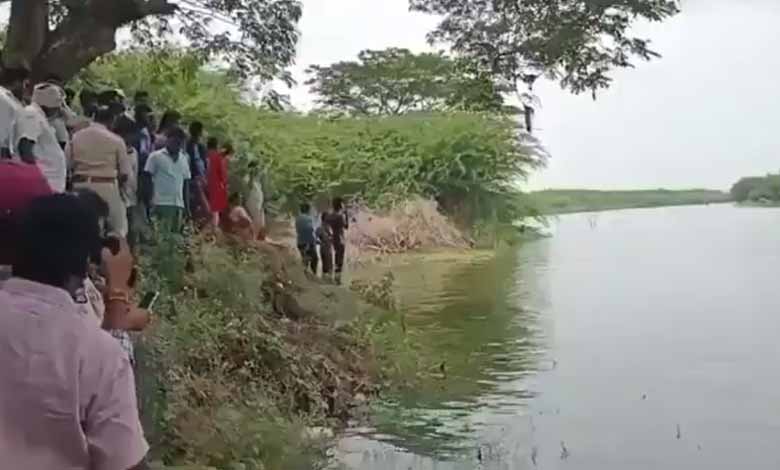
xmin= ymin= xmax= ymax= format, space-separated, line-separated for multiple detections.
xmin=134 ymin=0 xmax=178 ymax=18
xmin=25 ymin=0 xmax=178 ymax=80
xmin=3 ymin=0 xmax=48 ymax=71
xmin=88 ymin=0 xmax=178 ymax=24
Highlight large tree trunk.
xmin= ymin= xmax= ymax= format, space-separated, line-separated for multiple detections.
xmin=1 ymin=0 xmax=177 ymax=82
xmin=3 ymin=0 xmax=48 ymax=71
xmin=31 ymin=16 xmax=120 ymax=81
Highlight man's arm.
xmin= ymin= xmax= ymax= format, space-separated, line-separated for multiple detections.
xmin=142 ymin=153 xmax=156 ymax=208
xmin=182 ymin=156 xmax=192 ymax=217
xmin=140 ymin=173 xmax=153 ymax=208
xmin=182 ymin=179 xmax=191 ymax=217
xmin=116 ymin=141 xmax=131 ymax=185
xmin=84 ymin=348 xmax=149 ymax=470
xmin=128 ymin=459 xmax=150 ymax=470
xmin=16 ymin=109 xmax=40 ymax=164
xmin=17 ymin=138 xmax=36 ymax=162
xmin=0 ymin=101 xmax=13 ymax=158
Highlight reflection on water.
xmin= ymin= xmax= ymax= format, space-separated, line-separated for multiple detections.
xmin=337 ymin=249 xmax=554 ymax=469
xmin=337 ymin=205 xmax=780 ymax=470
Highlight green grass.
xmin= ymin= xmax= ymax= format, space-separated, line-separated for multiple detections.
xmin=135 ymin=235 xmax=384 ymax=470
xmin=528 ymin=189 xmax=732 ymax=215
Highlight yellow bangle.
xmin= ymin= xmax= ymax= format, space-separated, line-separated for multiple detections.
xmin=106 ymin=289 xmax=130 ymax=303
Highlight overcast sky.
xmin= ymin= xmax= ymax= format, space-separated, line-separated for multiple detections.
xmin=287 ymin=0 xmax=780 ymax=190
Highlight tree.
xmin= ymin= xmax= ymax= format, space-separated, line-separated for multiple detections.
xmin=0 ymin=0 xmax=302 ymax=82
xmin=305 ymin=48 xmax=513 ymax=115
xmin=410 ymin=0 xmax=680 ymax=96
xmin=730 ymin=177 xmax=765 ymax=203
xmin=731 ymin=174 xmax=780 ymax=203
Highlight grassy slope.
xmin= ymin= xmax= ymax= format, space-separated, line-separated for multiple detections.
xmin=136 ymin=235 xmax=390 ymax=469
xmin=528 ymin=189 xmax=732 ymax=215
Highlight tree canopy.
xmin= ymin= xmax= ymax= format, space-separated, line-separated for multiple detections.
xmin=0 ymin=0 xmax=301 ymax=82
xmin=305 ymin=48 xmax=513 ymax=115
xmin=731 ymin=175 xmax=780 ymax=203
xmin=409 ymin=0 xmax=680 ymax=96
xmin=86 ymin=49 xmax=546 ymax=225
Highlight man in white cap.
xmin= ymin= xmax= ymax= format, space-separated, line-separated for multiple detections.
xmin=16 ymin=82 xmax=67 ymax=192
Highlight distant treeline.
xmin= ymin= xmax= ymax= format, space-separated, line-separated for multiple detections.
xmin=730 ymin=174 xmax=780 ymax=204
xmin=528 ymin=189 xmax=732 ymax=215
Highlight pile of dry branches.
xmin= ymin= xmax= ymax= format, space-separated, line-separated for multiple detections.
xmin=346 ymin=198 xmax=470 ymax=256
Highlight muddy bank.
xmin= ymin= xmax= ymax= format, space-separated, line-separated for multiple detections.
xmin=268 ymin=198 xmax=472 ymax=270
xmin=136 ymin=198 xmax=483 ymax=469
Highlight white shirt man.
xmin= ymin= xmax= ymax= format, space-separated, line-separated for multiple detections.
xmin=16 ymin=84 xmax=67 ymax=192
xmin=0 ymin=85 xmax=23 ymax=157
xmin=144 ymin=146 xmax=191 ymax=209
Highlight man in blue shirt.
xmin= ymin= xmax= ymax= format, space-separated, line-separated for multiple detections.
xmin=143 ymin=126 xmax=190 ymax=233
xmin=295 ymin=203 xmax=318 ymax=274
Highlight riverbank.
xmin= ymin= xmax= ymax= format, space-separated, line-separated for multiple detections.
xmin=135 ymin=233 xmax=409 ymax=469
xmin=528 ymin=189 xmax=731 ymax=214
xmin=736 ymin=200 xmax=780 ymax=208
xmin=132 ymin=194 xmax=514 ymax=469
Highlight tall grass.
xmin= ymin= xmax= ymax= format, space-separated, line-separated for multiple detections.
xmin=81 ymin=48 xmax=546 ymax=232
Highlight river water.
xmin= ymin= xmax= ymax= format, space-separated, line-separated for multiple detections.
xmin=335 ymin=205 xmax=780 ymax=470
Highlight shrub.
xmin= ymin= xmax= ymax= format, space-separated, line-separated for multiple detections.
xmin=81 ymin=48 xmax=546 ymax=230
xmin=136 ymin=238 xmax=377 ymax=468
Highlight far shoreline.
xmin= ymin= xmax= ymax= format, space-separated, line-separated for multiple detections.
xmin=527 ymin=189 xmax=733 ymax=215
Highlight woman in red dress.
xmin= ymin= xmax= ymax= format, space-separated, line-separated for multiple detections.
xmin=206 ymin=138 xmax=229 ymax=226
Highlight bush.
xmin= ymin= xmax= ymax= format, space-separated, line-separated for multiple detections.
xmin=732 ymin=174 xmax=780 ymax=203
xmin=80 ymin=48 xmax=546 ymax=230
xmin=135 ymin=237 xmax=378 ymax=469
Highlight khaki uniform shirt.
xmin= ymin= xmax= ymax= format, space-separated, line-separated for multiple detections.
xmin=67 ymin=123 xmax=130 ymax=179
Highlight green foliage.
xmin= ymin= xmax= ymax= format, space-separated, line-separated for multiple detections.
xmin=259 ymin=112 xmax=547 ymax=221
xmin=731 ymin=177 xmax=766 ymax=202
xmin=305 ymin=48 xmax=513 ymax=115
xmin=731 ymin=174 xmax=780 ymax=203
xmin=351 ymin=272 xmax=397 ymax=311
xmin=83 ymin=49 xmax=546 ymax=226
xmin=410 ymin=0 xmax=680 ymax=95
xmin=529 ymin=189 xmax=732 ymax=214
xmin=136 ymin=239 xmax=377 ymax=469
xmin=134 ymin=0 xmax=303 ymax=82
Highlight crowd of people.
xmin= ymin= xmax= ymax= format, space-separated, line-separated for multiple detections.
xmin=0 ymin=67 xmax=269 ymax=469
xmin=0 ymin=69 xmax=262 ymax=247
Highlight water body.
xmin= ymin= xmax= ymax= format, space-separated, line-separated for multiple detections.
xmin=336 ymin=205 xmax=780 ymax=469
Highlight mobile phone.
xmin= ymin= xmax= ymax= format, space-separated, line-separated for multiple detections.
xmin=139 ymin=291 xmax=160 ymax=310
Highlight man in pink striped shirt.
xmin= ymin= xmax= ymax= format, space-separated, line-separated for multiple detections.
xmin=0 ymin=194 xmax=148 ymax=470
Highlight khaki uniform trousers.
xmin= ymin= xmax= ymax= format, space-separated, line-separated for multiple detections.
xmin=74 ymin=180 xmax=127 ymax=237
